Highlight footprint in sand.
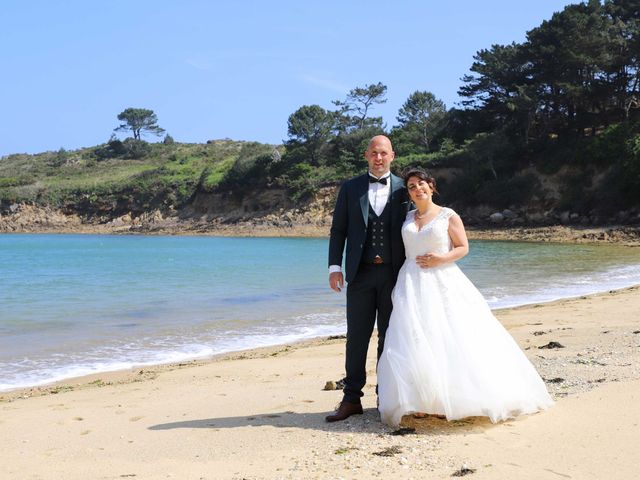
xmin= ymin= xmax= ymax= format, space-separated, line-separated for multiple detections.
xmin=129 ymin=416 xmax=143 ymax=422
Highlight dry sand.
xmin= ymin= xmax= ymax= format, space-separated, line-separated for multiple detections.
xmin=1 ymin=286 xmax=639 ymax=479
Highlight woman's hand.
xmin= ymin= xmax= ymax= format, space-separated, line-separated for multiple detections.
xmin=415 ymin=252 xmax=446 ymax=268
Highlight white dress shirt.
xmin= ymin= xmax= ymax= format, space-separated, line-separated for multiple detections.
xmin=368 ymin=172 xmax=391 ymax=217
xmin=329 ymin=172 xmax=391 ymax=273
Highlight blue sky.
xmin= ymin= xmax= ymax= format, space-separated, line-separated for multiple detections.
xmin=1 ymin=0 xmax=576 ymax=157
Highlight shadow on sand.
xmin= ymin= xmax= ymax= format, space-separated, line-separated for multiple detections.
xmin=149 ymin=406 xmax=495 ymax=435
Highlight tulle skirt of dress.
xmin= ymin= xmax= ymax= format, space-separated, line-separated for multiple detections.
xmin=377 ymin=261 xmax=554 ymax=426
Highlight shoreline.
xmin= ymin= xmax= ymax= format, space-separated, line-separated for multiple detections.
xmin=0 ymin=334 xmax=341 ymax=402
xmin=2 ymin=284 xmax=639 ymax=399
xmin=1 ymin=205 xmax=640 ymax=245
xmin=2 ymin=284 xmax=638 ymax=399
xmin=1 ymin=285 xmax=639 ymax=478
xmin=1 ymin=224 xmax=640 ymax=246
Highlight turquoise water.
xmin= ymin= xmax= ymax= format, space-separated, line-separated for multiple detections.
xmin=1 ymin=234 xmax=640 ymax=391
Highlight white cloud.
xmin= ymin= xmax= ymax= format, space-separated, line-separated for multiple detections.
xmin=298 ymin=73 xmax=348 ymax=93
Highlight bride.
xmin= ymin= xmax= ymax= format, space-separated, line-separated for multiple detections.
xmin=377 ymin=167 xmax=554 ymax=426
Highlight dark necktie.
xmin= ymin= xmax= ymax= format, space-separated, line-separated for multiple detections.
xmin=369 ymin=176 xmax=388 ymax=185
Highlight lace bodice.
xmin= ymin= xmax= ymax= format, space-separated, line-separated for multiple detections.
xmin=402 ymin=207 xmax=457 ymax=258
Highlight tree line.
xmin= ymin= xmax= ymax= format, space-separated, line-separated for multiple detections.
xmin=265 ymin=0 xmax=640 ymax=212
xmin=283 ymin=0 xmax=640 ymax=157
xmin=50 ymin=0 xmax=640 ymax=215
xmin=458 ymin=0 xmax=640 ymax=142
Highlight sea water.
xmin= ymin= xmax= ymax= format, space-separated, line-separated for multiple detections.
xmin=1 ymin=234 xmax=639 ymax=391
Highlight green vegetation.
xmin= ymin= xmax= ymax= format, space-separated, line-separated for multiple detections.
xmin=0 ymin=139 xmax=268 ymax=216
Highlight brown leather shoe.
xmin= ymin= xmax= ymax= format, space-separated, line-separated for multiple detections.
xmin=325 ymin=401 xmax=363 ymax=422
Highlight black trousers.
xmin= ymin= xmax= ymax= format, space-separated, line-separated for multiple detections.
xmin=342 ymin=263 xmax=394 ymax=403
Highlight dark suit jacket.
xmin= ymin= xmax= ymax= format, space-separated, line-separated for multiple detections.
xmin=328 ymin=173 xmax=409 ymax=284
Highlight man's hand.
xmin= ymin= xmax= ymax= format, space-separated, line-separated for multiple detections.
xmin=329 ymin=272 xmax=344 ymax=292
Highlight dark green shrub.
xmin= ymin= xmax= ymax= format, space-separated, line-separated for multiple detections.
xmin=475 ymin=173 xmax=541 ymax=209
xmin=0 ymin=176 xmax=34 ymax=188
xmin=95 ymin=136 xmax=127 ymax=160
xmin=444 ymin=170 xmax=540 ymax=209
xmin=122 ymin=139 xmax=151 ymax=159
xmin=580 ymin=123 xmax=630 ymax=167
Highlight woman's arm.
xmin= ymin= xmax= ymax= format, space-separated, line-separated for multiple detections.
xmin=444 ymin=214 xmax=469 ymax=262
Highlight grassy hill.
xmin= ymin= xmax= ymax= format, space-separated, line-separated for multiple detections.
xmin=0 ymin=139 xmax=279 ymax=218
xmin=1 ymin=128 xmax=639 ymax=229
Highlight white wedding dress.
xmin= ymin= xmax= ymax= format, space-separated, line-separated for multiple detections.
xmin=377 ymin=208 xmax=553 ymax=426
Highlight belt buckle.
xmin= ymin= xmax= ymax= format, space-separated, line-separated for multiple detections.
xmin=373 ymin=255 xmax=383 ymax=265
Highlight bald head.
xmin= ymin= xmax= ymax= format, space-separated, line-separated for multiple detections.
xmin=365 ymin=135 xmax=395 ymax=177
xmin=367 ymin=135 xmax=393 ymax=151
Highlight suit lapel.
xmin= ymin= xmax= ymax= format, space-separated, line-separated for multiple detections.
xmin=389 ymin=174 xmax=400 ymax=227
xmin=358 ymin=174 xmax=369 ymax=227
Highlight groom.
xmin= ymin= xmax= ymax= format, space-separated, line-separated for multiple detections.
xmin=326 ymin=135 xmax=408 ymax=422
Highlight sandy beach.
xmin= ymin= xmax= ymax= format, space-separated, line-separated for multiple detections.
xmin=1 ymin=286 xmax=639 ymax=479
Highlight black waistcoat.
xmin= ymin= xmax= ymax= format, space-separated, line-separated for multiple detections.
xmin=361 ymin=202 xmax=392 ymax=263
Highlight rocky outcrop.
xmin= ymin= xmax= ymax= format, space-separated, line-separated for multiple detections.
xmin=475 ymin=207 xmax=640 ymax=228
xmin=186 ymin=187 xmax=336 ymax=227
xmin=0 ymin=204 xmax=82 ymax=232
xmin=467 ymin=225 xmax=640 ymax=245
xmin=2 ymin=184 xmax=640 ymax=244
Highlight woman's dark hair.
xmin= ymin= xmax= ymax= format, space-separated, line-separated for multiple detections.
xmin=402 ymin=167 xmax=438 ymax=195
